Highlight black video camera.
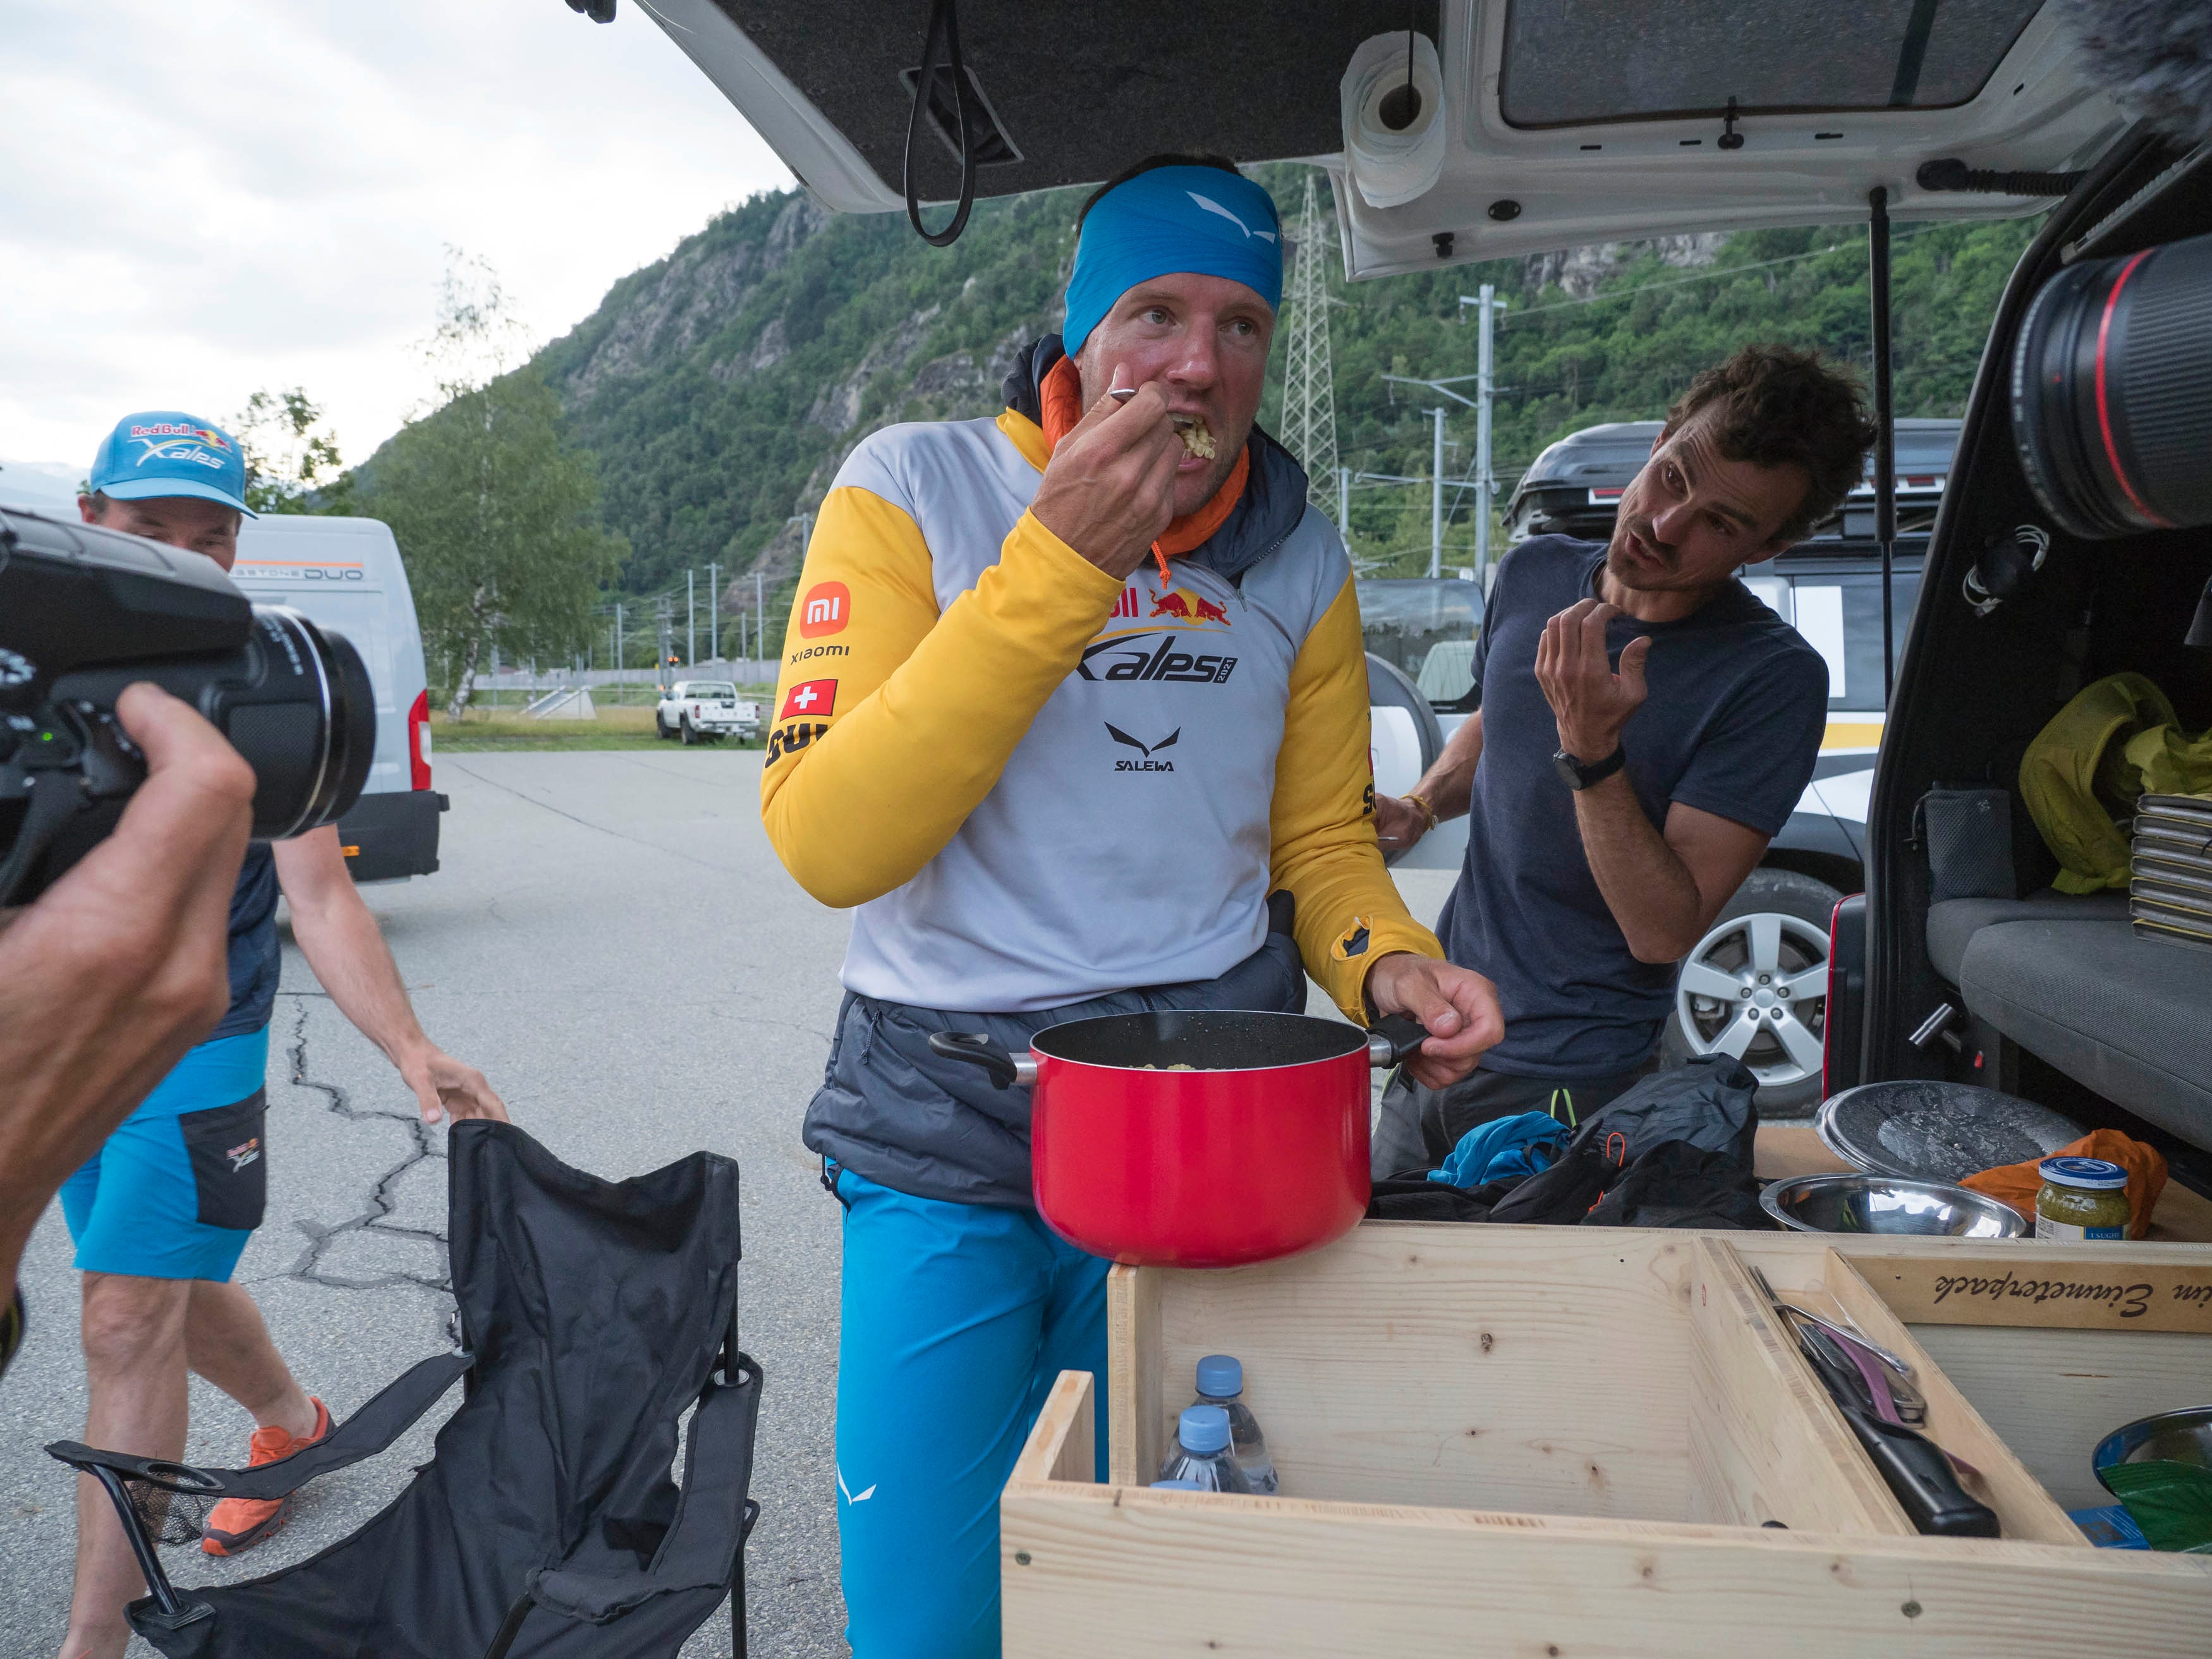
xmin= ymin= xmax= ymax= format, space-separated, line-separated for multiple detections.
xmin=0 ymin=505 xmax=375 ymax=907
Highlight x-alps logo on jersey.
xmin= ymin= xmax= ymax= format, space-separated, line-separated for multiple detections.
xmin=780 ymin=679 xmax=836 ymax=719
xmin=1106 ymin=724 xmax=1179 ymax=774
xmin=1077 ymin=633 xmax=1237 ymax=685
xmin=226 ymin=1136 xmax=261 ymax=1173
xmin=799 ymin=581 xmax=850 ymax=639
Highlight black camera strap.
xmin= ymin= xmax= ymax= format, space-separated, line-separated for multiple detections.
xmin=0 ymin=770 xmax=81 ymax=908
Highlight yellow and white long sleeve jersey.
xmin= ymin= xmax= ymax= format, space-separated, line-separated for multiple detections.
xmin=760 ymin=402 xmax=1440 ymax=1021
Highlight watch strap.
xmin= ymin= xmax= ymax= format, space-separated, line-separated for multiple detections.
xmin=1556 ymin=745 xmax=1626 ymax=789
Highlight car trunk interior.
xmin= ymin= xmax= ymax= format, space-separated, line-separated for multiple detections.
xmin=1868 ymin=129 xmax=2212 ymax=1171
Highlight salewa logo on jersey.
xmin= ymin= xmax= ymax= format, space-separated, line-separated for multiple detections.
xmin=226 ymin=1136 xmax=261 ymax=1173
xmin=1107 ymin=724 xmax=1179 ymax=772
xmin=1077 ymin=633 xmax=1237 ymax=685
xmin=837 ymin=1468 xmax=876 ymax=1504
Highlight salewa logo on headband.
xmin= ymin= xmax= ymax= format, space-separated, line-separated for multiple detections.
xmin=1186 ymin=192 xmax=1277 ymax=243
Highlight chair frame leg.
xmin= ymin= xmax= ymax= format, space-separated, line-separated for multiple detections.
xmin=482 ymin=1590 xmax=535 ymax=1659
xmin=87 ymin=1466 xmax=210 ymax=1631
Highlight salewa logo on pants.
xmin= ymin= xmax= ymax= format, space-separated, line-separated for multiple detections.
xmin=837 ymin=1468 xmax=876 ymax=1504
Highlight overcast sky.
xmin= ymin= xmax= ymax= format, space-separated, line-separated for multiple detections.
xmin=0 ymin=0 xmax=794 ymax=483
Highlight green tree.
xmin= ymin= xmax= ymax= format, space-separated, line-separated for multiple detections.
xmin=231 ymin=386 xmax=345 ymax=514
xmin=362 ymin=255 xmax=626 ymax=716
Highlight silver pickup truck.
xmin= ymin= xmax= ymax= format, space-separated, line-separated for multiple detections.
xmin=655 ymin=680 xmax=760 ymax=745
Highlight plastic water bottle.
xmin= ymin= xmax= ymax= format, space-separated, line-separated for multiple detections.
xmin=1193 ymin=1354 xmax=1278 ymax=1493
xmin=1156 ymin=1405 xmax=1251 ymax=1493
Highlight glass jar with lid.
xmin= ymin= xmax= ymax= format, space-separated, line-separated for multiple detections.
xmin=2034 ymin=1156 xmax=2132 ymax=1241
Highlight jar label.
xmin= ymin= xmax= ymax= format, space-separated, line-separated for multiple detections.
xmin=2035 ymin=1217 xmax=2125 ymax=1241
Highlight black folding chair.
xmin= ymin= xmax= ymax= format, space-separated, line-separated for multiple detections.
xmin=49 ymin=1122 xmax=762 ymax=1658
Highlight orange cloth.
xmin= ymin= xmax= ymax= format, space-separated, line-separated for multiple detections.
xmin=1036 ymin=356 xmax=1249 ymax=588
xmin=1960 ymin=1128 xmax=2168 ymax=1239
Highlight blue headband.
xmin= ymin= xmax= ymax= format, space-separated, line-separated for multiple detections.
xmin=1061 ymin=166 xmax=1284 ymax=358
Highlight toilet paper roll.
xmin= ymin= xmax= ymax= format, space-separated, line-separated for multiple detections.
xmin=1342 ymin=30 xmax=1447 ymax=209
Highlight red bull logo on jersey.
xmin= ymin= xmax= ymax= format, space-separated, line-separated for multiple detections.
xmin=1148 ymin=586 xmax=1230 ymax=628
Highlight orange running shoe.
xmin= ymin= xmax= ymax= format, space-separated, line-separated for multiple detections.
xmin=200 ymin=1397 xmax=332 ymax=1556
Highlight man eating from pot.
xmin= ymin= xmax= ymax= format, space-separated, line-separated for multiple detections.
xmin=762 ymin=154 xmax=1502 ymax=1657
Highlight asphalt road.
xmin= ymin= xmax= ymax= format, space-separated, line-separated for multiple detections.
xmin=4 ymin=750 xmax=1457 ymax=1658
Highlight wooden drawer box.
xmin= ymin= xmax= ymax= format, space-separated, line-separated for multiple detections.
xmin=1002 ymin=1225 xmax=2212 ymax=1657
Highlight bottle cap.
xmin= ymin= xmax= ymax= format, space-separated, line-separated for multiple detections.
xmin=2039 ymin=1156 xmax=2129 ymax=1190
xmin=1150 ymin=1479 xmax=1206 ymax=1490
xmin=1195 ymin=1354 xmax=1243 ymax=1397
xmin=1179 ymin=1404 xmax=1231 ymax=1454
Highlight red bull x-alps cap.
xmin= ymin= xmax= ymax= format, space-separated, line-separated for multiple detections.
xmin=88 ymin=411 xmax=257 ymax=518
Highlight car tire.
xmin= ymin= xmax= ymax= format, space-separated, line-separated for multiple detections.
xmin=681 ymin=717 xmax=698 ymax=746
xmin=655 ymin=713 xmax=672 ymax=740
xmin=1660 ymin=867 xmax=1844 ymax=1119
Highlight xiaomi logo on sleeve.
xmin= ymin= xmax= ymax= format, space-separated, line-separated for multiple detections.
xmin=800 ymin=581 xmax=851 ymax=638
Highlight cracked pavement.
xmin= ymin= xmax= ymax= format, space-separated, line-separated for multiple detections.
xmin=3 ymin=750 xmax=1457 ymax=1658
xmin=3 ymin=750 xmax=855 ymax=1658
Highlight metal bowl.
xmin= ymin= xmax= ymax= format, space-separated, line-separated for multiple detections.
xmin=1759 ymin=1172 xmax=2027 ymax=1237
xmin=2094 ymin=1404 xmax=2212 ymax=1484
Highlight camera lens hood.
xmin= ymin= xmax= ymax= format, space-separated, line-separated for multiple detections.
xmin=2012 ymin=230 xmax=2212 ymax=540
xmin=223 ymin=606 xmax=376 ymax=839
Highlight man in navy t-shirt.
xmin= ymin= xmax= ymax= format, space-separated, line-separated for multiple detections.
xmin=1372 ymin=346 xmax=1875 ymax=1174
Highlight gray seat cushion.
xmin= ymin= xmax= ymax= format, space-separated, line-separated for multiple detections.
xmin=1926 ymin=891 xmax=2130 ymax=984
xmin=1959 ymin=917 xmax=2212 ymax=1152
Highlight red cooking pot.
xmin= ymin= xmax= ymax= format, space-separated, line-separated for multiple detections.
xmin=929 ymin=1010 xmax=1429 ymax=1268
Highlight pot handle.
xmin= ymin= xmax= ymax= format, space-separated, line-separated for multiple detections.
xmin=927 ymin=1031 xmax=1038 ymax=1090
xmin=1368 ymin=1013 xmax=1431 ymax=1069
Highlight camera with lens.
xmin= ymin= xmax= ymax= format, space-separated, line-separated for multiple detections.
xmin=0 ymin=504 xmax=375 ymax=907
xmin=2012 ymin=228 xmax=2212 ymax=542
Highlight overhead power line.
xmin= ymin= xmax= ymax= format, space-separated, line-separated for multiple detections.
xmin=1278 ymin=171 xmax=1342 ymax=526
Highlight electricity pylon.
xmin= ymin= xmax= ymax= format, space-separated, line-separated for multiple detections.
xmin=1279 ymin=171 xmax=1342 ymax=526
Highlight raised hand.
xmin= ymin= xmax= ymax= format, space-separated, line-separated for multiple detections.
xmin=1535 ymin=598 xmax=1650 ymax=762
xmin=1028 ymin=369 xmax=1184 ymax=580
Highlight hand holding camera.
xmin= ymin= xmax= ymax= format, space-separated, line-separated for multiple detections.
xmin=0 ymin=683 xmax=256 ymax=1291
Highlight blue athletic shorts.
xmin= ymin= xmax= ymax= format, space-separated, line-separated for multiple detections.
xmin=61 ymin=1028 xmax=272 ymax=1282
xmin=830 ymin=1165 xmax=1110 ymax=1659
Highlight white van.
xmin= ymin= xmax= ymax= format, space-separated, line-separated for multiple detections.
xmin=229 ymin=515 xmax=445 ymax=882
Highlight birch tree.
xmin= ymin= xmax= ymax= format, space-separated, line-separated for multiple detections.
xmin=362 ymin=254 xmax=625 ymax=715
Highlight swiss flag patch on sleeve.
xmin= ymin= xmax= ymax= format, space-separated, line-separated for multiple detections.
xmin=779 ymin=679 xmax=837 ymax=719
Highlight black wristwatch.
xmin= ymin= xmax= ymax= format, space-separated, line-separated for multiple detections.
xmin=1553 ymin=744 xmax=1626 ymax=791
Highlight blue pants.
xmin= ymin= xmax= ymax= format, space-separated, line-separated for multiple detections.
xmin=832 ymin=1167 xmax=1110 ymax=1659
xmin=61 ymin=1028 xmax=270 ymax=1282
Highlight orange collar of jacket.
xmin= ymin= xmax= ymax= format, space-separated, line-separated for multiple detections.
xmin=1038 ymin=356 xmax=1249 ymax=588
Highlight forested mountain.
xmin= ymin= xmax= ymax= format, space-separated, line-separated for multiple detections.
xmin=522 ymin=166 xmax=2039 ymax=614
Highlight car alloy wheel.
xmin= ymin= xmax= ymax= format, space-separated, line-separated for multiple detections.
xmin=1674 ymin=909 xmax=1830 ymax=1093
